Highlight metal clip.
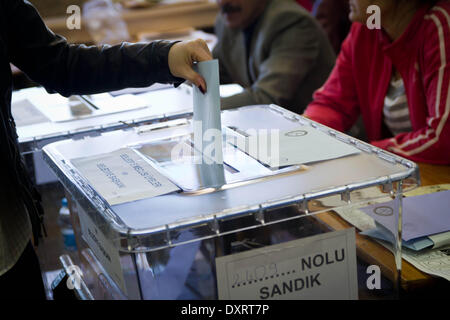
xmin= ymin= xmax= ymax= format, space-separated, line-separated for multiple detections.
xmin=209 ymin=216 xmax=220 ymax=235
xmin=165 ymin=225 xmax=172 ymax=246
xmin=255 ymin=206 xmax=265 ymax=225
xmin=341 ymin=188 xmax=351 ymax=204
xmin=298 ymin=195 xmax=309 ymax=215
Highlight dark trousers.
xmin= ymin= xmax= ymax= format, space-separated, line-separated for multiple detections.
xmin=0 ymin=241 xmax=46 ymax=299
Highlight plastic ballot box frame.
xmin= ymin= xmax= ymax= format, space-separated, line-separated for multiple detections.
xmin=42 ymin=104 xmax=419 ymax=300
xmin=12 ymin=85 xmax=194 ymax=184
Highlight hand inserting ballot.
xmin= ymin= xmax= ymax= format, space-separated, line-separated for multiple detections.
xmin=168 ymin=39 xmax=213 ymax=94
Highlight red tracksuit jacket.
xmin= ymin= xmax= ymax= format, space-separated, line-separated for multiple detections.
xmin=305 ymin=2 xmax=450 ymax=165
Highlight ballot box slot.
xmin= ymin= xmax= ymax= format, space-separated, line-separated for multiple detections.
xmin=135 ymin=118 xmax=190 ymax=135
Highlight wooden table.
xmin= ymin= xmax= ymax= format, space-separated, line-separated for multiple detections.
xmin=316 ymin=163 xmax=450 ymax=292
xmin=44 ymin=0 xmax=219 ymax=44
xmin=418 ymin=163 xmax=450 ymax=186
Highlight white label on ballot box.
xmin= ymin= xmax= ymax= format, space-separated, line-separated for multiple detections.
xmin=216 ymin=229 xmax=358 ymax=300
xmin=76 ymin=203 xmax=127 ymax=295
xmin=71 ymin=148 xmax=180 ymax=205
xmin=228 ymin=126 xmax=360 ymax=168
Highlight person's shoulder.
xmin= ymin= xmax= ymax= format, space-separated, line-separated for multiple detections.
xmin=346 ymin=22 xmax=378 ymax=42
xmin=337 ymin=22 xmax=379 ymax=56
xmin=431 ymin=0 xmax=450 ymax=12
xmin=423 ymin=1 xmax=450 ymax=27
xmin=214 ymin=12 xmax=225 ymax=33
xmin=346 ymin=22 xmax=374 ymax=39
xmin=421 ymin=1 xmax=450 ymax=45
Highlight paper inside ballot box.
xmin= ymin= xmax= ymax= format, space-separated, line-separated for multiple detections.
xmin=71 ymin=148 xmax=180 ymax=205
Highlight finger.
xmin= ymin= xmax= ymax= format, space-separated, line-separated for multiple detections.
xmin=196 ymin=39 xmax=213 ymax=58
xmin=182 ymin=67 xmax=207 ymax=93
xmin=191 ymin=40 xmax=213 ymax=62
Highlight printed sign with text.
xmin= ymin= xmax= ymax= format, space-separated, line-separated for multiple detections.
xmin=216 ymin=228 xmax=358 ymax=300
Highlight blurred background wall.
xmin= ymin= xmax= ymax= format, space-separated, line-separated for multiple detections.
xmin=30 ymin=0 xmax=85 ymax=18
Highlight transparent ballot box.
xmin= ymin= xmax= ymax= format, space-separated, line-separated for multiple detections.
xmin=42 ymin=104 xmax=419 ymax=300
xmin=12 ymin=85 xmax=193 ymax=184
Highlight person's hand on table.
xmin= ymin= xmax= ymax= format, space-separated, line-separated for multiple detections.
xmin=168 ymin=39 xmax=212 ymax=94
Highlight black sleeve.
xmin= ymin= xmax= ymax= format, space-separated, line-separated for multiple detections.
xmin=5 ymin=0 xmax=183 ymax=96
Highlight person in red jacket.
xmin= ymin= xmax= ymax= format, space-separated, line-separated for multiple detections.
xmin=304 ymin=0 xmax=450 ymax=165
xmin=296 ymin=0 xmax=313 ymax=12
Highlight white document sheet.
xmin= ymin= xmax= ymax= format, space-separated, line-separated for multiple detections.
xmin=12 ymin=99 xmax=50 ymax=126
xmin=193 ymin=59 xmax=223 ymax=165
xmin=71 ymin=148 xmax=179 ymax=205
xmin=228 ymin=126 xmax=360 ymax=168
xmin=379 ymin=240 xmax=450 ymax=281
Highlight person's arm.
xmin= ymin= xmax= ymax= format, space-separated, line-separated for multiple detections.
xmin=304 ymin=25 xmax=360 ymax=132
xmin=5 ymin=0 xmax=210 ymax=96
xmin=371 ymin=14 xmax=450 ymax=165
xmin=221 ymin=14 xmax=332 ymax=110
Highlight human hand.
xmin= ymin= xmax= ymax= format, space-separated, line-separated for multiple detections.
xmin=168 ymin=39 xmax=213 ymax=93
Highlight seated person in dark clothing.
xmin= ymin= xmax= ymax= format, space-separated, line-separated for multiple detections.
xmin=213 ymin=0 xmax=336 ymax=114
xmin=312 ymin=0 xmax=352 ymax=54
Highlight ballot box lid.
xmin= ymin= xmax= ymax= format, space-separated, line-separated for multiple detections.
xmin=13 ymin=85 xmax=193 ymax=153
xmin=43 ymin=104 xmax=419 ymax=252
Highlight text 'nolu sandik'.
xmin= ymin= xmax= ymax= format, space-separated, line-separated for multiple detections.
xmin=259 ymin=248 xmax=346 ymax=299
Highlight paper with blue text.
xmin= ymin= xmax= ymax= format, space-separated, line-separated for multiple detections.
xmin=71 ymin=148 xmax=179 ymax=205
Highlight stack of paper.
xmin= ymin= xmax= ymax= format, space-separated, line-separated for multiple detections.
xmin=331 ymin=186 xmax=450 ymax=280
xmin=360 ymin=190 xmax=450 ymax=251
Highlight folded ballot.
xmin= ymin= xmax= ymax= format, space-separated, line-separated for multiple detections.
xmin=192 ymin=59 xmax=224 ymax=165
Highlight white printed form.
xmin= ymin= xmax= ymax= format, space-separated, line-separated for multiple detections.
xmin=71 ymin=148 xmax=180 ymax=205
xmin=216 ymin=229 xmax=358 ymax=300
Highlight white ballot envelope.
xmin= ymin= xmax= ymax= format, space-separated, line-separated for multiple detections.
xmin=192 ymin=59 xmax=223 ymax=165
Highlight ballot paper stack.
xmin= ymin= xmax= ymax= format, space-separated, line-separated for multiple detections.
xmin=332 ymin=187 xmax=450 ymax=281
